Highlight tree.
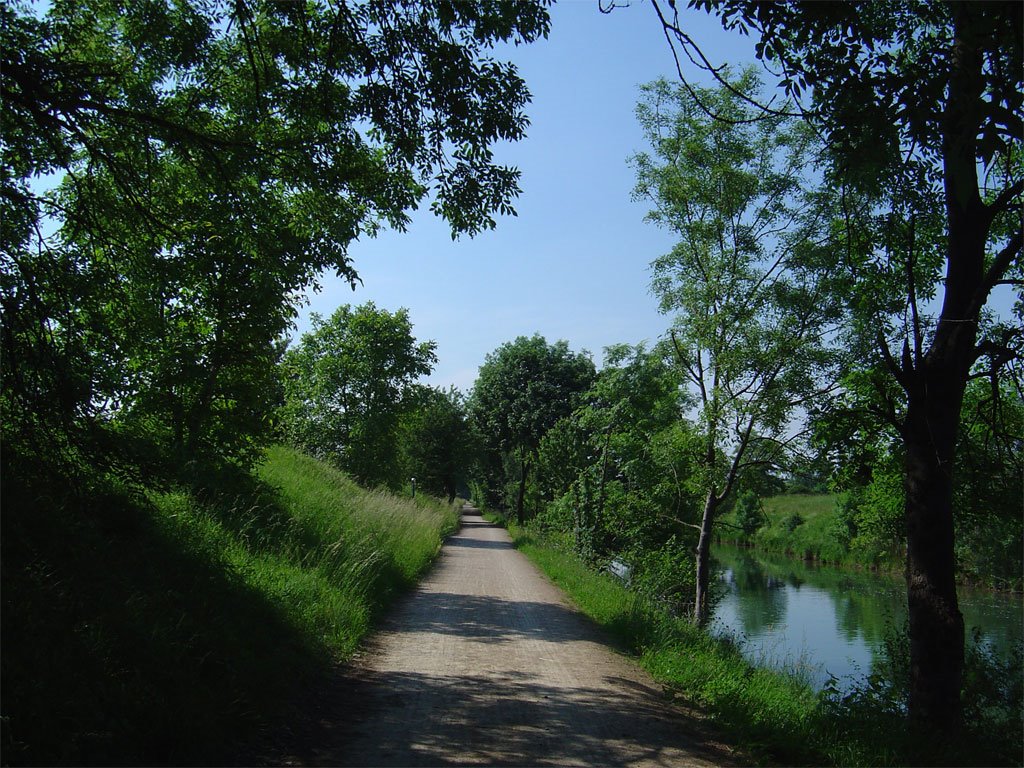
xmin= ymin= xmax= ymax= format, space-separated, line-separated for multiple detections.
xmin=401 ymin=385 xmax=475 ymax=503
xmin=734 ymin=490 xmax=766 ymax=538
xmin=569 ymin=344 xmax=696 ymax=554
xmin=645 ymin=0 xmax=1022 ymax=728
xmin=470 ymin=335 xmax=595 ymax=524
xmin=528 ymin=344 xmax=704 ymax=609
xmin=280 ymin=302 xmax=436 ymax=489
xmin=1 ymin=0 xmax=550 ymax=479
xmin=632 ymin=73 xmax=840 ymax=624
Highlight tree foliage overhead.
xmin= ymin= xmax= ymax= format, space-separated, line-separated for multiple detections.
xmin=1 ymin=0 xmax=551 ymax=475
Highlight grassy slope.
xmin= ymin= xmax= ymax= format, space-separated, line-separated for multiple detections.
xmin=1 ymin=445 xmax=459 ymax=765
xmin=719 ymin=493 xmax=903 ymax=572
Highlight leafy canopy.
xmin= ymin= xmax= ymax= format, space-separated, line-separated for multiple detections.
xmin=634 ymin=72 xmax=839 ymax=497
xmin=1 ymin=0 xmax=551 ymax=474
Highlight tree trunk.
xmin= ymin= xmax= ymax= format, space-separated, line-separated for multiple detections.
xmin=904 ymin=379 xmax=965 ymax=730
xmin=898 ymin=2 xmax=987 ymax=730
xmin=516 ymin=454 xmax=530 ymax=526
xmin=694 ymin=490 xmax=718 ymax=625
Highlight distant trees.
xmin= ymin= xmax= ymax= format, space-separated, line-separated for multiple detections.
xmin=470 ymin=335 xmax=595 ymax=524
xmin=470 ymin=342 xmax=708 ymax=613
xmin=280 ymin=303 xmax=436 ymax=489
xmin=632 ymin=73 xmax=840 ymax=624
xmin=400 ymin=386 xmax=475 ymax=503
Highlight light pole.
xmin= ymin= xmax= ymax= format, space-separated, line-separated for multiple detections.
xmin=410 ymin=477 xmax=416 ymax=499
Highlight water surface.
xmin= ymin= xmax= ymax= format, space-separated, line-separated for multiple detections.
xmin=710 ymin=545 xmax=1023 ymax=692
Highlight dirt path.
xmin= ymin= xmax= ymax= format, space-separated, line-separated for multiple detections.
xmin=268 ymin=506 xmax=741 ymax=766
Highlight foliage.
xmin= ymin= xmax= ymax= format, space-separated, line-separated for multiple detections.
xmin=632 ymin=70 xmax=840 ymax=623
xmin=519 ymin=344 xmax=704 ymax=587
xmin=627 ymin=535 xmax=697 ymax=615
xmin=953 ymin=377 xmax=1024 ymax=590
xmin=782 ymin=511 xmax=804 ymax=534
xmin=719 ymin=494 xmax=855 ymax=567
xmin=820 ymin=624 xmax=1024 ymax=766
xmin=1 ymin=0 xmax=551 ymax=484
xmin=818 ymin=373 xmax=1023 ymax=586
xmin=734 ymin=490 xmax=766 ymax=538
xmin=1 ymin=444 xmax=459 ymax=765
xmin=469 ymin=334 xmax=595 ymax=521
xmin=279 ymin=302 xmax=435 ymax=489
xmin=399 ymin=385 xmax=475 ymax=502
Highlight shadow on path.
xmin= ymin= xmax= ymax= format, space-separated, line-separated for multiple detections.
xmin=268 ymin=667 xmax=736 ymax=767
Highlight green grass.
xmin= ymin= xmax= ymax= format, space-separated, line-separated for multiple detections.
xmin=1 ymin=445 xmax=459 ymax=765
xmin=487 ymin=511 xmax=1020 ymax=767
xmin=720 ymin=493 xmax=903 ymax=572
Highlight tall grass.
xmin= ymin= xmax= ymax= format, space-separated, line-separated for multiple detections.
xmin=1 ymin=445 xmax=459 ymax=765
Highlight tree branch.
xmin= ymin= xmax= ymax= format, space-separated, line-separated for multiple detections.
xmin=647 ymin=0 xmax=803 ymax=124
xmin=986 ymin=178 xmax=1024 ymax=218
xmin=973 ymin=228 xmax=1024 ymax=317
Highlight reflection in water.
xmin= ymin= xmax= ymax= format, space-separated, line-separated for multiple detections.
xmin=710 ymin=545 xmax=1023 ymax=693
xmin=717 ymin=554 xmax=788 ymax=637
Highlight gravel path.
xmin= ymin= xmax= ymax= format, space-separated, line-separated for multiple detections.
xmin=269 ymin=506 xmax=741 ymax=766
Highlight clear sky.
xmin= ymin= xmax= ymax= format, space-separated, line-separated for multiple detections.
xmin=294 ymin=0 xmax=759 ymax=392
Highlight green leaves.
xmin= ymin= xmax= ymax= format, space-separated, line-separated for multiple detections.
xmin=469 ymin=334 xmax=595 ymax=514
xmin=633 ymin=71 xmax=840 ymax=511
xmin=280 ymin=302 xmax=436 ymax=489
xmin=1 ymin=0 xmax=550 ymax=478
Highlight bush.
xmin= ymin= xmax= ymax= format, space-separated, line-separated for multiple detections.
xmin=628 ymin=536 xmax=696 ymax=616
xmin=735 ymin=490 xmax=767 ymax=537
xmin=820 ymin=623 xmax=1024 ymax=766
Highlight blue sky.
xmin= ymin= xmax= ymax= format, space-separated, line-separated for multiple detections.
xmin=295 ymin=1 xmax=758 ymax=392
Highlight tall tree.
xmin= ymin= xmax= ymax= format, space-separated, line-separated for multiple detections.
xmin=645 ymin=0 xmax=1022 ymax=727
xmin=470 ymin=334 xmax=595 ymax=524
xmin=280 ymin=302 xmax=436 ymax=489
xmin=1 ymin=0 xmax=550 ymax=477
xmin=632 ymin=73 xmax=840 ymax=624
xmin=401 ymin=385 xmax=475 ymax=503
xmin=543 ymin=344 xmax=700 ymax=572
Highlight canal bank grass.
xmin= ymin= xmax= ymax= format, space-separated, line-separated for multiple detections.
xmin=2 ymin=445 xmax=460 ymax=765
xmin=490 ymin=514 xmax=1023 ymax=767
xmin=720 ymin=493 xmax=905 ymax=572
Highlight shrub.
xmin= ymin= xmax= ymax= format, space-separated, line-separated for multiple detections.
xmin=783 ymin=511 xmax=805 ymax=533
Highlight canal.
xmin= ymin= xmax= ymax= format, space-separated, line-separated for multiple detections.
xmin=710 ymin=544 xmax=1023 ymax=693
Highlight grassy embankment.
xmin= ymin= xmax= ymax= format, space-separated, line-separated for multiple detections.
xmin=2 ymin=445 xmax=459 ymax=765
xmin=484 ymin=510 xmax=1020 ymax=767
xmin=718 ymin=493 xmax=904 ymax=573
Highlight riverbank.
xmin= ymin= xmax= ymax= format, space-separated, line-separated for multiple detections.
xmin=718 ymin=493 xmax=1022 ymax=592
xmin=718 ymin=493 xmax=904 ymax=573
xmin=484 ymin=511 xmax=1023 ymax=767
xmin=1 ymin=446 xmax=460 ymax=765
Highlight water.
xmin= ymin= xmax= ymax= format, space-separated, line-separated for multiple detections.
xmin=710 ymin=544 xmax=1024 ymax=692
